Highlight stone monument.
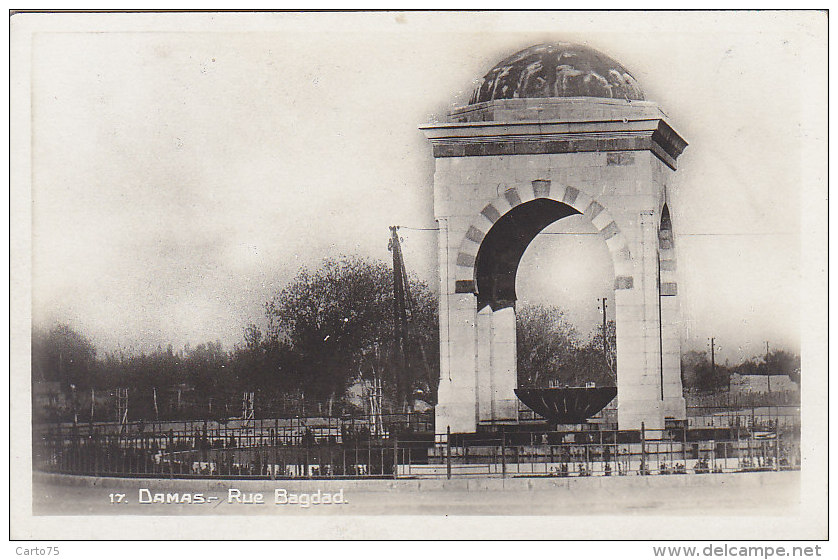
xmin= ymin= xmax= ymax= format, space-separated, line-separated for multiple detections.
xmin=421 ymin=43 xmax=688 ymax=435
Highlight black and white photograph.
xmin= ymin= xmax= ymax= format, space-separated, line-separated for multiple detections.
xmin=9 ymin=10 xmax=828 ymax=542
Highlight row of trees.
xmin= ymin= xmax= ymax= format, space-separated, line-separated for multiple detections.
xmin=32 ymin=255 xmax=801 ymax=423
xmin=32 ymin=258 xmax=617 ymax=423
xmin=681 ymin=348 xmax=801 ymax=393
xmin=32 ymin=257 xmax=440 ymax=422
xmin=517 ymin=304 xmax=616 ymax=389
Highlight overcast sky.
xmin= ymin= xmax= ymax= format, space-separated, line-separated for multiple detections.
xmin=23 ymin=11 xmax=825 ymax=363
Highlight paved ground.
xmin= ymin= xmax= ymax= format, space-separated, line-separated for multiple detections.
xmin=31 ymin=471 xmax=800 ymax=517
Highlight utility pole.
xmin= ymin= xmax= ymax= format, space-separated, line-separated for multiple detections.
xmin=598 ymin=298 xmax=610 ymax=380
xmin=389 ymin=225 xmax=409 ymax=412
xmin=89 ymin=388 xmax=95 ymax=433
xmin=70 ymin=383 xmax=78 ymax=428
xmin=710 ymin=337 xmax=719 ymax=390
xmin=765 ymin=341 xmax=771 ymax=393
xmin=600 ymin=298 xmax=607 ymax=362
xmin=388 ymin=225 xmax=434 ymax=412
xmin=153 ymin=387 xmax=159 ymax=421
xmin=116 ymin=387 xmax=129 ymax=434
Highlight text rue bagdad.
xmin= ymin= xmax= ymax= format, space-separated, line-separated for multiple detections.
xmin=136 ymin=488 xmax=347 ymax=507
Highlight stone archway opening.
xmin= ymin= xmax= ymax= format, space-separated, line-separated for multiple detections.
xmin=471 ymin=194 xmax=620 ymax=425
xmin=475 ymin=198 xmax=580 ymax=310
xmin=515 ymin=214 xmax=617 ymax=389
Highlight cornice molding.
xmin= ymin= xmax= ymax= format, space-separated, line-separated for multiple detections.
xmin=420 ymin=118 xmax=688 ymax=170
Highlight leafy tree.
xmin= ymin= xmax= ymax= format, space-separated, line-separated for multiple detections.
xmin=681 ymin=350 xmax=730 ymax=392
xmin=516 ymin=305 xmax=617 ymax=388
xmin=31 ymin=323 xmax=97 ymax=391
xmin=516 ymin=304 xmax=580 ymax=388
xmin=231 ymin=325 xmax=270 ymax=391
xmin=764 ymin=349 xmax=801 ymax=383
xmin=31 ymin=255 xmax=442 ymax=422
xmin=573 ymin=319 xmax=617 ymax=387
xmin=264 ymin=256 xmax=438 ymax=413
xmin=733 ymin=349 xmax=801 ymax=384
xmin=228 ymin=324 xmax=299 ymax=416
xmin=183 ymin=340 xmax=233 ymax=416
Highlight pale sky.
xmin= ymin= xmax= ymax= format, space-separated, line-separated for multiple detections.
xmin=22 ymin=11 xmax=825 ymax=363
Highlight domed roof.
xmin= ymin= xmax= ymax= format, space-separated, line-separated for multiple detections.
xmin=470 ymin=43 xmax=645 ymax=105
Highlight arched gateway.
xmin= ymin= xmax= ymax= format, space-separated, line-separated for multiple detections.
xmin=420 ymin=43 xmax=688 ymax=435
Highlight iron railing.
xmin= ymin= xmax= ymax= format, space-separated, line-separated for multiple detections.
xmin=34 ymin=425 xmax=800 ymax=480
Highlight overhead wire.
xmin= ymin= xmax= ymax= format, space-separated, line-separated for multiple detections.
xmin=396 ymin=226 xmax=797 ymax=237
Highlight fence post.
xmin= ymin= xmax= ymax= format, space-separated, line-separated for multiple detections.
xmin=501 ymin=431 xmax=506 ymax=479
xmin=711 ymin=438 xmax=717 ymax=471
xmin=614 ymin=431 xmax=619 ymax=476
xmin=774 ymin=425 xmax=780 ymax=471
xmin=614 ymin=435 xmax=619 ymax=476
xmin=305 ymin=430 xmax=310 ymax=479
xmin=640 ymin=422 xmax=646 ymax=475
xmin=446 ymin=426 xmax=451 ymax=480
xmin=723 ymin=441 xmax=728 ymax=472
xmin=392 ymin=432 xmax=398 ymax=480
xmin=464 ymin=438 xmax=468 ymax=467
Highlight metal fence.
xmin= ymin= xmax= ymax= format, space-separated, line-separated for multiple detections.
xmin=34 ymin=424 xmax=800 ymax=480
xmin=400 ymin=429 xmax=800 ymax=478
xmin=36 ymin=405 xmax=800 ymax=440
xmin=685 ymin=405 xmax=800 ymax=429
xmin=37 ymin=411 xmax=434 ymax=441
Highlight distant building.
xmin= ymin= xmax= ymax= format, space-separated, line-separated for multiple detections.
xmin=729 ymin=373 xmax=799 ymax=394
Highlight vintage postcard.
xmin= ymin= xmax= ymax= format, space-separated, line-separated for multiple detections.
xmin=9 ymin=10 xmax=828 ymax=542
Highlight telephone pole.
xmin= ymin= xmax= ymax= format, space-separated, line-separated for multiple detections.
xmin=765 ymin=341 xmax=771 ymax=393
xmin=709 ymin=337 xmax=721 ymax=390
xmin=709 ymin=337 xmax=715 ymax=373
xmin=389 ymin=226 xmax=409 ymax=412
xmin=598 ymin=298 xmax=610 ymax=378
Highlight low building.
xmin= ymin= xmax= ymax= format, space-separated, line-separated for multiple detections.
xmin=729 ymin=373 xmax=799 ymax=394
